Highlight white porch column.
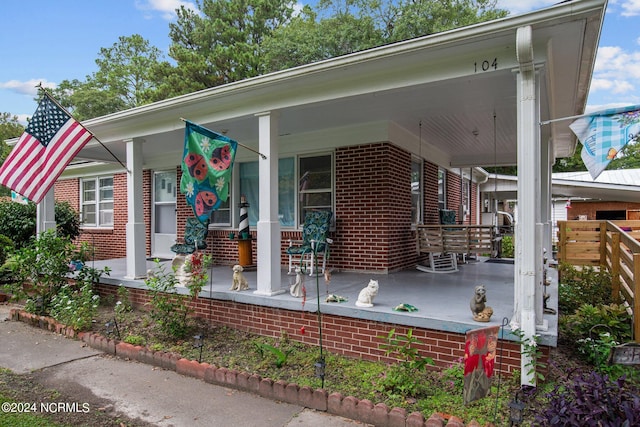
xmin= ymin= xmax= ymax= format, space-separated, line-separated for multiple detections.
xmin=124 ymin=138 xmax=147 ymax=279
xmin=515 ymin=26 xmax=541 ymax=387
xmin=254 ymin=111 xmax=284 ymax=296
xmin=36 ymin=188 xmax=56 ymax=235
xmin=537 ymin=136 xmax=552 ymax=329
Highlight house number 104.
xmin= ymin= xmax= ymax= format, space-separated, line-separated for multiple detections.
xmin=474 ymin=58 xmax=498 ymax=72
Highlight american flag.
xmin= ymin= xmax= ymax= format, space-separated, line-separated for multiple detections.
xmin=0 ymin=94 xmax=94 ymax=203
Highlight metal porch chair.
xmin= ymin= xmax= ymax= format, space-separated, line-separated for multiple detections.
xmin=287 ymin=210 xmax=333 ymax=276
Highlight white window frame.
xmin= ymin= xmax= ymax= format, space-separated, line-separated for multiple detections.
xmin=411 ymin=157 xmax=423 ymax=226
xmin=297 ymin=152 xmax=334 ymax=228
xmin=80 ymin=176 xmax=114 ymax=228
xmin=438 ymin=167 xmax=447 ymax=211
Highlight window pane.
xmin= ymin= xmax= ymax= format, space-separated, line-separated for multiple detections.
xmin=83 ymin=180 xmax=96 ymax=202
xmin=278 ymin=158 xmax=295 ymax=227
xmin=239 ymin=162 xmax=259 ymax=226
xmin=239 ymin=158 xmax=296 ymax=227
xmin=82 ymin=204 xmax=96 ymax=226
xmin=211 ymin=209 xmax=230 ymax=224
xmin=155 ymin=204 xmax=176 ymax=233
xmin=412 ymin=160 xmax=422 ymax=224
xmin=438 ymin=168 xmax=446 ymax=210
xmin=155 ymin=172 xmax=176 ymax=203
xmin=99 ymin=210 xmax=113 ymax=226
xmin=99 ymin=178 xmax=113 ymax=201
xmin=299 ymin=155 xmax=331 ymax=191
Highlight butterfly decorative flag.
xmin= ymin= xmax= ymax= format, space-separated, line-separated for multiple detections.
xmin=180 ymin=121 xmax=238 ymax=224
xmin=0 ymin=94 xmax=94 ymax=204
xmin=569 ymin=105 xmax=640 ymax=180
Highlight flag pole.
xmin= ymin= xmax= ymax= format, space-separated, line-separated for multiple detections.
xmin=180 ymin=118 xmax=267 ymax=159
xmin=36 ymin=84 xmax=131 ymax=174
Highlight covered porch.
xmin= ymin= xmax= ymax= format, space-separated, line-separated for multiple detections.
xmin=89 ymin=256 xmax=558 ymax=347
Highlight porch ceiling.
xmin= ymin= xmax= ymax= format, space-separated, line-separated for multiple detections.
xmin=71 ymin=0 xmax=604 ymax=172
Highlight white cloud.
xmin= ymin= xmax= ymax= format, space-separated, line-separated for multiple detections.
xmin=495 ymin=0 xmax=557 ymax=16
xmin=135 ymin=0 xmax=198 ymax=20
xmin=0 ymin=79 xmax=56 ymax=96
xmin=620 ymin=0 xmax=640 ymax=16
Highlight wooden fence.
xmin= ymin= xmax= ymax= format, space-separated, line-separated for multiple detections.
xmin=557 ymin=220 xmax=640 ymax=340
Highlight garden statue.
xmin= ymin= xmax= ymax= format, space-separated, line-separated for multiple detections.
xmin=230 ymin=264 xmax=249 ymax=291
xmin=290 ymin=267 xmax=305 ymax=298
xmin=355 ymin=279 xmax=379 ymax=308
xmin=172 ymin=254 xmax=192 ymax=287
xmin=470 ymin=285 xmax=493 ymax=322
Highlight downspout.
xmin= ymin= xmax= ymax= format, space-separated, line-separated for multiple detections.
xmin=515 ymin=25 xmax=539 ymax=387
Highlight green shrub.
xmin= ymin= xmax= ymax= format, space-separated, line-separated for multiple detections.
xmin=558 ymin=263 xmax=612 ymax=315
xmin=376 ymin=328 xmax=434 ymax=397
xmin=0 ymin=234 xmax=14 ymax=265
xmin=145 ymin=262 xmax=194 ymax=339
xmin=0 ymin=199 xmax=81 ymax=249
xmin=501 ymin=235 xmax=514 ymax=258
xmin=124 ymin=335 xmax=146 ymax=346
xmin=54 ymin=201 xmax=80 ymax=241
xmin=6 ymin=230 xmax=77 ymax=314
xmin=49 ymin=282 xmax=100 ymax=331
xmin=560 ymin=303 xmax=632 ymax=353
xmin=0 ymin=200 xmax=36 ymax=249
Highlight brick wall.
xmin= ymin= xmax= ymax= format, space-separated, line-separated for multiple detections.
xmin=94 ymin=283 xmax=529 ymax=374
xmin=59 ymin=144 xmax=477 ymax=272
xmin=55 ymin=170 xmax=152 ymax=260
xmin=568 ymin=201 xmax=640 ymax=220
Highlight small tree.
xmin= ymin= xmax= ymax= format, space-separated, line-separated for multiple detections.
xmin=0 ymin=199 xmax=81 ymax=249
xmin=6 ymin=230 xmax=77 ymax=314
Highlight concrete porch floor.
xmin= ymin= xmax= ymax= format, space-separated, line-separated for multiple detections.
xmin=88 ymin=257 xmax=558 ymax=346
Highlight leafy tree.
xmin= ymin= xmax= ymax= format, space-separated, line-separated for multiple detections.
xmin=161 ymin=0 xmax=294 ymax=98
xmin=0 ymin=199 xmax=81 ymax=249
xmin=263 ymin=0 xmax=507 ymax=72
xmin=50 ymin=35 xmax=167 ymax=120
xmin=609 ymin=140 xmax=640 ymax=169
xmin=0 ymin=113 xmax=24 ymax=197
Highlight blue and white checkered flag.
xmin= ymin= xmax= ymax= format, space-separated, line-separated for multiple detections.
xmin=570 ymin=105 xmax=640 ymax=180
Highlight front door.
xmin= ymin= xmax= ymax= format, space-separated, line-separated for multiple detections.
xmin=152 ymin=171 xmax=177 ymax=258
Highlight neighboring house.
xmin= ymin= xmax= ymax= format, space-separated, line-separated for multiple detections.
xmin=35 ymin=0 xmax=605 ymax=386
xmin=480 ymin=169 xmax=640 ymax=248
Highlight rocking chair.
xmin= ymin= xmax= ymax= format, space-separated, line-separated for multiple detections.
xmin=170 ymin=217 xmax=209 ymax=255
xmin=287 ymin=210 xmax=333 ymax=276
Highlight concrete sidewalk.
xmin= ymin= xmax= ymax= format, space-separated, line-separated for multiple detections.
xmin=0 ymin=303 xmax=370 ymax=427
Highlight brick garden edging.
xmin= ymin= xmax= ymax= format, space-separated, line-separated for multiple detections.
xmin=9 ymin=308 xmax=494 ymax=427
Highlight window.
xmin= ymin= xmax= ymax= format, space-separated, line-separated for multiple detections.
xmin=239 ymin=158 xmax=295 ymax=227
xmin=81 ymin=176 xmax=114 ymax=227
xmin=411 ymin=158 xmax=422 ymax=225
xmin=210 ymin=196 xmax=231 ymax=226
xmin=298 ymin=154 xmax=332 ymax=223
xmin=438 ymin=167 xmax=447 ymax=211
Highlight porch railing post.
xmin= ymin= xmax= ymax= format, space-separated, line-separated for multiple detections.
xmin=634 ymin=253 xmax=640 ymax=341
xmin=558 ymin=221 xmax=566 ymax=265
xmin=610 ymin=232 xmax=621 ymax=303
xmin=599 ymin=222 xmax=607 ymax=267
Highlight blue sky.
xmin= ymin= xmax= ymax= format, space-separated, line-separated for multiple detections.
xmin=1 ymin=0 xmax=639 ymax=124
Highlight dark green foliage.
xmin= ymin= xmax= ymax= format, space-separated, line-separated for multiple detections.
xmin=535 ymin=371 xmax=640 ymax=426
xmin=254 ymin=341 xmax=292 ymax=368
xmin=145 ymin=262 xmax=194 ymax=339
xmin=376 ymin=328 xmax=434 ymax=397
xmin=0 ymin=199 xmax=81 ymax=249
xmin=0 ymin=200 xmax=36 ymax=249
xmin=4 ymin=231 xmax=92 ymax=316
xmin=0 ymin=234 xmax=14 ymax=266
xmin=501 ymin=235 xmax=514 ymax=258
xmin=54 ymin=201 xmax=81 ymax=241
xmin=560 ymin=303 xmax=632 ymax=347
xmin=558 ymin=263 xmax=612 ymax=315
